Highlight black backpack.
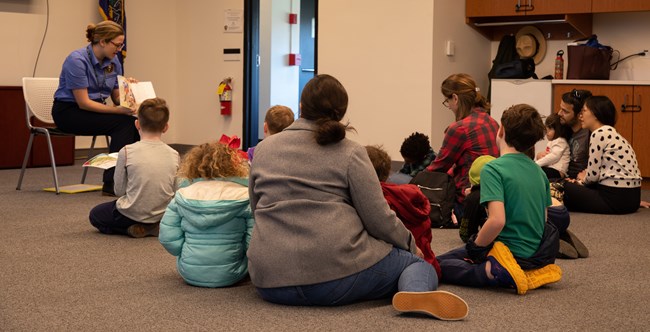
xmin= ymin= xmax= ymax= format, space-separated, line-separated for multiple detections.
xmin=493 ymin=58 xmax=536 ymax=79
xmin=409 ymin=171 xmax=456 ymax=228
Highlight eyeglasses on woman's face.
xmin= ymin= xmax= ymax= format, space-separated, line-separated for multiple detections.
xmin=442 ymin=98 xmax=450 ymax=108
xmin=109 ymin=40 xmax=124 ymax=50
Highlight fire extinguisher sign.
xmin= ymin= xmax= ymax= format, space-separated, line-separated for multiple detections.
xmin=218 ymin=77 xmax=233 ymax=115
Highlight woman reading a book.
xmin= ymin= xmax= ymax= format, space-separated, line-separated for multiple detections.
xmin=52 ymin=21 xmax=140 ymax=195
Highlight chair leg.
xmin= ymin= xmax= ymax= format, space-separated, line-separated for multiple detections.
xmin=81 ymin=136 xmax=99 ymax=184
xmin=16 ymin=133 xmax=35 ymax=191
xmin=44 ymin=131 xmax=61 ymax=194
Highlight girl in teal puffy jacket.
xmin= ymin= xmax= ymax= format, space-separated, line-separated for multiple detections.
xmin=159 ymin=141 xmax=254 ymax=287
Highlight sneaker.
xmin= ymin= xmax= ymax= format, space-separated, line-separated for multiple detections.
xmin=392 ymin=290 xmax=469 ymax=321
xmin=561 ymin=229 xmax=589 ymax=258
xmin=126 ymin=223 xmax=160 ymax=238
xmin=487 ymin=242 xmax=528 ymax=295
xmin=525 ymin=264 xmax=562 ymax=290
xmin=557 ymin=239 xmax=579 ymax=259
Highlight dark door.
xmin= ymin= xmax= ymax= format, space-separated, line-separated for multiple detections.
xmin=244 ymin=0 xmax=317 ymax=147
xmin=298 ymin=0 xmax=317 ymax=103
xmin=243 ymin=0 xmax=260 ymax=149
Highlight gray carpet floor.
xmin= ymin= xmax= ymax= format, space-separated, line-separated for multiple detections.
xmin=1 ymin=162 xmax=649 ymax=331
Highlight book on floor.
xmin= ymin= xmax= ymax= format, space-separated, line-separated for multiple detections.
xmin=83 ymin=152 xmax=119 ymax=170
xmin=118 ymin=75 xmax=156 ymax=111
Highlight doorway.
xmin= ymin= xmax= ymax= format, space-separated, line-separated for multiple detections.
xmin=243 ymin=0 xmax=317 ymax=149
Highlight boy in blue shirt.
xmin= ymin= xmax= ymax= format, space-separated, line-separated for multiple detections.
xmin=437 ymin=104 xmax=561 ymax=295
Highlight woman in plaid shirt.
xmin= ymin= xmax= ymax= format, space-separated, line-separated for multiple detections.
xmin=426 ymin=73 xmax=500 ymax=221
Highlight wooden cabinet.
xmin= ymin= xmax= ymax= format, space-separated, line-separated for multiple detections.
xmin=466 ymin=0 xmax=592 ymax=40
xmin=466 ymin=0 xmax=525 ymax=17
xmin=592 ymin=0 xmax=650 ymax=13
xmin=0 ymin=86 xmax=74 ymax=169
xmin=467 ymin=0 xmax=591 ymax=16
xmin=552 ymin=84 xmax=649 ymax=177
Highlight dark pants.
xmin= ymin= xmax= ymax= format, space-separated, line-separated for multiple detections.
xmin=438 ymin=221 xmax=560 ymax=287
xmin=564 ymin=182 xmax=640 ymax=214
xmin=89 ymin=200 xmax=139 ymax=235
xmin=541 ymin=167 xmax=562 ymax=182
xmin=547 ymin=205 xmax=570 ymax=234
xmin=52 ymin=101 xmax=139 ymax=184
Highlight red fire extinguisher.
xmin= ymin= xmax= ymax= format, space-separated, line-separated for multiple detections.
xmin=218 ymin=78 xmax=233 ymax=115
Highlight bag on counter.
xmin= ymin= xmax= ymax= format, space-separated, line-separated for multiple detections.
xmin=493 ymin=58 xmax=536 ymax=79
xmin=567 ymin=35 xmax=613 ymax=80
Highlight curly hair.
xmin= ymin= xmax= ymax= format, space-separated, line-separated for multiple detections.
xmin=399 ymin=132 xmax=431 ymax=163
xmin=178 ymin=141 xmax=248 ymax=181
xmin=365 ymin=145 xmax=392 ymax=182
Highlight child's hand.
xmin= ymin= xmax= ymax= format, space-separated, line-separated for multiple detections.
xmin=536 ymin=151 xmax=548 ymax=160
xmin=465 ymin=234 xmax=493 ymax=263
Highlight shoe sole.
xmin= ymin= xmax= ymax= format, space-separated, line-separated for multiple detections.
xmin=525 ymin=264 xmax=562 ymax=290
xmin=126 ymin=224 xmax=159 ymax=238
xmin=488 ymin=242 xmax=528 ymax=295
xmin=564 ymin=229 xmax=589 ymax=258
xmin=392 ymin=291 xmax=468 ymax=321
xmin=558 ymin=239 xmax=579 ymax=259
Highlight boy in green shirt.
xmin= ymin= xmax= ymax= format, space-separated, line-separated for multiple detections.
xmin=437 ymin=104 xmax=561 ymax=295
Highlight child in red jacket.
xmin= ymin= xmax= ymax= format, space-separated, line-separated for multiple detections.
xmin=365 ymin=145 xmax=441 ymax=279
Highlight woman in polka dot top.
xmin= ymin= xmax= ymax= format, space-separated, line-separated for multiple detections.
xmin=563 ymin=96 xmax=642 ymax=214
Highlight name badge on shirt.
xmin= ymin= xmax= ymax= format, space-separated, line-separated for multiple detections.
xmin=105 ymin=64 xmax=114 ymax=73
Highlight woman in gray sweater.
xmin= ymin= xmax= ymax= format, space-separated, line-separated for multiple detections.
xmin=247 ymin=74 xmax=468 ymax=320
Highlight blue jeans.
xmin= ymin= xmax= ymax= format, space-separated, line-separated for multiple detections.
xmin=256 ymin=248 xmax=438 ymax=306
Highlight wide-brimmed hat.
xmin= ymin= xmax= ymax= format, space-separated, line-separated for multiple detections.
xmin=516 ymin=25 xmax=546 ymax=64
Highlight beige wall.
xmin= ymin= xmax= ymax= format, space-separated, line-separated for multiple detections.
xmin=432 ymin=0 xmax=491 ymax=150
xmin=318 ymin=1 xmax=435 ymax=159
xmin=4 ymin=2 xmax=649 ymax=157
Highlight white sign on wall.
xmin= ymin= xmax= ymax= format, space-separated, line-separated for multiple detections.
xmin=224 ymin=9 xmax=243 ymax=33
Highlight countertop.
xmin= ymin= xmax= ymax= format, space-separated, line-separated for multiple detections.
xmin=552 ymin=79 xmax=650 ymax=85
xmin=492 ymin=79 xmax=650 ymax=85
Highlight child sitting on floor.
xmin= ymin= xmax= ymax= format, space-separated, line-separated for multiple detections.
xmin=437 ymin=104 xmax=562 ymax=295
xmin=89 ymin=98 xmax=179 ymax=238
xmin=536 ymin=113 xmax=570 ymax=181
xmin=247 ymin=105 xmax=294 ymax=162
xmin=388 ymin=132 xmax=436 ymax=184
xmin=459 ymin=155 xmax=494 ymax=243
xmin=159 ymin=140 xmax=254 ymax=288
xmin=365 ymin=145 xmax=441 ymax=278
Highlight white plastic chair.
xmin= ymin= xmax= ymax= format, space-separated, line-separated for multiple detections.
xmin=16 ymin=77 xmax=108 ymax=194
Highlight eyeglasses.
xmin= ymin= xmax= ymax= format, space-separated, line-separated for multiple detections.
xmin=109 ymin=40 xmax=124 ymax=50
xmin=442 ymin=98 xmax=450 ymax=107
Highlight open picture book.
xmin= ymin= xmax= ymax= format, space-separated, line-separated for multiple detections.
xmin=118 ymin=75 xmax=156 ymax=111
xmin=83 ymin=152 xmax=118 ymax=170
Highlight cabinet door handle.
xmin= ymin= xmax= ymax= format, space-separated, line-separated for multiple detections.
xmin=516 ymin=0 xmax=534 ymax=12
xmin=622 ymin=94 xmax=642 ymax=112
